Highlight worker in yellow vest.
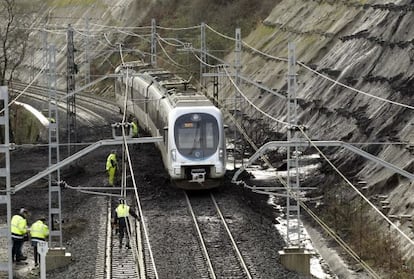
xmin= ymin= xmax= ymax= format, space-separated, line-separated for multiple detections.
xmin=11 ymin=208 xmax=29 ymax=262
xmin=130 ymin=118 xmax=140 ymax=150
xmin=114 ymin=198 xmax=139 ymax=249
xmin=131 ymin=120 xmax=138 ymax=138
xmin=106 ymin=150 xmax=118 ymax=186
xmin=30 ymin=217 xmax=49 ymax=266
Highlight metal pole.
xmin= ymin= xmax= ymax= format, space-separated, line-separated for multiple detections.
xmin=67 ymin=24 xmax=77 ymax=156
xmin=233 ymin=28 xmax=241 ymax=169
xmin=151 ymin=19 xmax=157 ymax=67
xmin=286 ymin=42 xmax=301 ymax=247
xmin=84 ymin=17 xmax=91 ymax=86
xmin=48 ymin=44 xmax=63 ymax=247
xmin=200 ymin=23 xmax=206 ymax=87
xmin=0 ymin=86 xmax=12 ymax=279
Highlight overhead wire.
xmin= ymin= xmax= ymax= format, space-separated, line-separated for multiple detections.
xmin=26 ymin=21 xmax=414 ymax=113
xmin=33 ymin=27 xmax=67 ymax=36
xmin=199 ymin=25 xmax=414 ymax=249
xmin=117 ymin=60 xmax=159 ymax=277
xmin=156 ymin=34 xmax=286 ymax=104
xmin=117 ymin=66 xmax=142 ymax=268
xmin=297 ymin=61 xmax=414 ymax=110
xmin=298 ymin=126 xmax=414 ymax=247
xmin=156 ymin=36 xmax=188 ymax=67
xmin=204 ymin=24 xmax=414 ymax=110
xmin=222 ymin=66 xmax=289 ymax=126
xmin=156 ymin=24 xmax=201 ymax=31
xmin=221 ymin=62 xmax=382 ymax=278
xmin=190 ymin=48 xmax=224 ymax=69
xmin=116 ymin=28 xmax=152 ymax=43
xmin=91 ymin=22 xmax=152 ymax=30
xmin=155 ymin=35 xmax=198 ymax=71
xmin=103 ymin=32 xmax=116 ymax=47
xmin=157 ymin=35 xmax=185 ymax=48
xmin=2 ymin=24 xmax=74 ymax=112
xmin=193 ymin=25 xmax=413 ymax=255
xmin=1 ymin=63 xmax=46 ymax=114
xmin=156 ymin=34 xmax=226 ymax=71
xmin=72 ymin=27 xmax=101 ymax=38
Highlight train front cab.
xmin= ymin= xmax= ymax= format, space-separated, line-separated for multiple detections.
xmin=168 ymin=111 xmax=226 ymax=189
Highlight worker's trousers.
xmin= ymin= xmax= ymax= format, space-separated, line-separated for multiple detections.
xmin=107 ymin=167 xmax=116 ymax=186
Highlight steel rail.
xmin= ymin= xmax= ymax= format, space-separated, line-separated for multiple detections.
xmin=184 ymin=191 xmax=216 ymax=279
xmin=210 ymin=193 xmax=253 ymax=279
xmin=185 ymin=191 xmax=254 ymax=279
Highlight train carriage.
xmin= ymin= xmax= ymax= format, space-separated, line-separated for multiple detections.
xmin=115 ymin=62 xmax=226 ymax=189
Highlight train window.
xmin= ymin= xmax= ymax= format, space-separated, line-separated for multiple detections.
xmin=178 ymin=127 xmax=201 ymax=149
xmin=174 ymin=113 xmax=219 ymax=159
xmin=205 ymin=123 xmax=214 ymax=148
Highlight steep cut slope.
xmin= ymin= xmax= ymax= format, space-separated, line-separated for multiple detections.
xmin=18 ymin=0 xmax=156 ymax=92
xmin=219 ymin=0 xmax=414 ymax=261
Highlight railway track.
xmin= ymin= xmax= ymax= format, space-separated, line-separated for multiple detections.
xmin=10 ymin=81 xmax=117 ymax=110
xmin=97 ymin=198 xmax=142 ymax=279
xmin=5 ymin=81 xmax=308 ymax=278
xmin=10 ymin=81 xmax=120 ymax=127
xmin=97 ymin=190 xmax=256 ymax=279
xmin=185 ymin=191 xmax=253 ymax=279
xmin=132 ymin=184 xmax=287 ymax=279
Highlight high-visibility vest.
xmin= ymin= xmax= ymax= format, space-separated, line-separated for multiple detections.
xmin=116 ymin=204 xmax=130 ymax=218
xmin=11 ymin=215 xmax=27 ymax=237
xmin=106 ymin=153 xmax=117 ymax=170
xmin=30 ymin=220 xmax=49 ymax=240
xmin=131 ymin=122 xmax=138 ymax=137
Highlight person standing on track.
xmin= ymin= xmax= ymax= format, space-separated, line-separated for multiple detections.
xmin=114 ymin=198 xmax=139 ymax=249
xmin=11 ymin=208 xmax=29 ymax=262
xmin=106 ymin=150 xmax=118 ymax=186
xmin=29 ymin=217 xmax=49 ymax=266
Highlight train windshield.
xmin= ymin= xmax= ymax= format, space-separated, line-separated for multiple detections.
xmin=174 ymin=113 xmax=219 ymax=159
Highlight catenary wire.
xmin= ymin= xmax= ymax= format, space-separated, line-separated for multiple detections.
xmin=204 ymin=24 xmax=414 ymax=110
xmin=117 ymin=60 xmax=159 ymax=278
xmin=222 ymin=52 xmax=414 ymax=249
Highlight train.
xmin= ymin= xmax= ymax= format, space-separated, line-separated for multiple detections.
xmin=114 ymin=62 xmax=227 ymax=189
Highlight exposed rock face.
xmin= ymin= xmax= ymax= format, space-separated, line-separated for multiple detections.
xmin=217 ymin=0 xmax=414 ymax=259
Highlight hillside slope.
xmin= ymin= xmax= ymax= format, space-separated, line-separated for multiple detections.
xmin=218 ymin=0 xmax=414 ymax=264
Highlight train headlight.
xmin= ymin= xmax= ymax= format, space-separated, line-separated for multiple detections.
xmin=191 ymin=114 xmax=200 ymax=121
xmin=171 ymin=149 xmax=177 ymax=161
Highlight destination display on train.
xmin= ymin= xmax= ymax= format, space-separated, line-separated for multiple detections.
xmin=183 ymin=122 xmax=194 ymax=128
